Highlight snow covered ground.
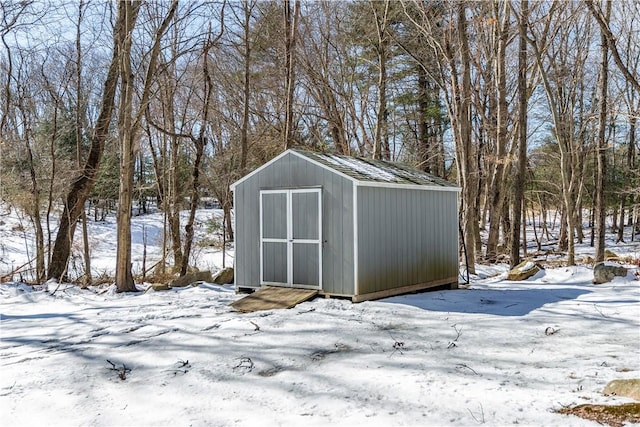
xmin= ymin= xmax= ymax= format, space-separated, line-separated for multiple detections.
xmin=1 ymin=208 xmax=639 ymax=426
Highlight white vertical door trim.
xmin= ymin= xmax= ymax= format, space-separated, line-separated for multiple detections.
xmin=233 ymin=188 xmax=238 ymax=287
xmin=259 ymin=191 xmax=263 ymax=285
xmin=286 ymin=189 xmax=293 ymax=287
xmin=317 ymin=189 xmax=323 ymax=289
xmin=353 ymin=183 xmax=359 ymax=296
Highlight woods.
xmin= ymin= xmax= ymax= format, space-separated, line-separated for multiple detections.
xmin=1 ymin=0 xmax=639 ymax=287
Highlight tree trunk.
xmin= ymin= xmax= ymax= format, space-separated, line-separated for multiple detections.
xmin=240 ymin=0 xmax=251 ymax=171
xmin=372 ymin=0 xmax=390 ymax=161
xmin=115 ymin=0 xmax=141 ymax=293
xmin=594 ymin=0 xmax=610 ymax=262
xmin=458 ymin=2 xmax=477 ymax=274
xmin=168 ymin=119 xmax=183 ymax=270
xmin=180 ymin=139 xmax=205 ymax=276
xmin=558 ymin=208 xmax=568 ymax=251
xmin=24 ymin=123 xmax=45 ymax=282
xmin=485 ymin=1 xmax=510 ymax=262
xmin=510 ymin=0 xmax=528 ymax=268
xmin=619 ymin=112 xmax=637 ymax=242
xmin=616 ymin=196 xmax=625 ymax=243
xmin=283 ymin=0 xmax=300 ymax=150
xmin=76 ymin=0 xmax=91 ymax=286
xmin=415 ymin=71 xmax=445 ymax=176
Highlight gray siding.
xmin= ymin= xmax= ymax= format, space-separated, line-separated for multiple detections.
xmin=356 ymin=187 xmax=458 ymax=294
xmin=233 ymin=152 xmax=354 ymax=294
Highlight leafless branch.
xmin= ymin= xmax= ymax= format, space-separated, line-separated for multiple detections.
xmin=106 ymin=360 xmax=131 ymax=380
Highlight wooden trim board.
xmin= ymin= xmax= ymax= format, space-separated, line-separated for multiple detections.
xmin=350 ymin=277 xmax=458 ymax=302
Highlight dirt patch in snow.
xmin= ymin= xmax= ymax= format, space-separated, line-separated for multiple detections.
xmin=556 ymin=403 xmax=640 ymax=427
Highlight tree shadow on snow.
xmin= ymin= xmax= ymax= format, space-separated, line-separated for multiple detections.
xmin=381 ymin=287 xmax=592 ymax=316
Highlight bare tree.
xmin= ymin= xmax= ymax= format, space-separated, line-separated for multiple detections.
xmin=283 ymin=0 xmax=300 ymax=149
xmin=114 ymin=0 xmax=143 ymax=292
xmin=613 ymin=1 xmax=640 ymax=243
xmin=239 ymin=0 xmax=255 ymax=171
xmin=510 ymin=0 xmax=529 ymax=268
xmin=179 ymin=32 xmax=218 ymax=277
xmin=47 ymin=0 xmax=139 ymax=281
xmin=401 ymin=0 xmax=478 ymax=272
xmin=370 ymin=0 xmax=391 ymax=160
xmin=75 ymin=0 xmax=92 ymax=286
xmin=16 ymin=61 xmax=46 ymax=282
xmin=115 ymin=0 xmax=177 ymax=292
xmin=484 ymin=1 xmax=512 ymax=262
xmin=585 ymin=0 xmax=640 ymax=93
xmin=298 ymin=1 xmax=352 ymax=154
xmin=526 ymin=3 xmax=595 ymax=265
xmin=594 ymin=0 xmax=611 ymax=262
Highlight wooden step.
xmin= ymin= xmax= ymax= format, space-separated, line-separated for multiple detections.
xmin=230 ymin=286 xmax=318 ymax=313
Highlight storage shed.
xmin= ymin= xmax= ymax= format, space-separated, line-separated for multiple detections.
xmin=230 ymin=149 xmax=461 ymax=302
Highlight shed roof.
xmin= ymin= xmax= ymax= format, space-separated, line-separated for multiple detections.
xmin=293 ymin=149 xmax=457 ymax=188
xmin=231 ymin=148 xmax=460 ymax=192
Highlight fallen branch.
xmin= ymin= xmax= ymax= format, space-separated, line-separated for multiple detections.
xmin=387 ymin=332 xmax=406 ymax=356
xmin=448 ymin=324 xmax=463 ymax=349
xmin=106 ymin=360 xmax=131 ymax=380
xmin=456 ymin=363 xmax=479 ymax=375
xmin=468 ymin=403 xmax=485 ymax=424
xmin=545 ymin=327 xmax=560 ymax=336
xmin=233 ymin=356 xmax=254 ymax=373
xmin=593 ymin=305 xmax=609 ymax=318
xmin=0 ymin=258 xmax=37 ymax=282
xmin=168 ymin=359 xmax=191 ymax=375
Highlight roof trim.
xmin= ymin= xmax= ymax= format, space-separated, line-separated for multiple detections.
xmin=356 ymin=180 xmax=461 ymax=192
xmin=230 ymin=149 xmax=358 ymax=190
xmin=288 ymin=150 xmax=358 ymax=183
xmin=230 ymin=150 xmax=291 ymax=190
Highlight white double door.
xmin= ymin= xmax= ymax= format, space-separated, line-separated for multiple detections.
xmin=260 ymin=189 xmax=322 ymax=289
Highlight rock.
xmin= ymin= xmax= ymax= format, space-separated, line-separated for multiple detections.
xmin=212 ymin=267 xmax=234 ymax=285
xmin=593 ymin=262 xmax=628 ymax=284
xmin=604 ymin=379 xmax=640 ymax=401
xmin=582 ymin=255 xmax=594 ymax=265
xmin=170 ymin=270 xmax=212 ymax=288
xmin=605 ymin=249 xmax=620 ymax=260
xmin=507 ymin=261 xmax=542 ymax=281
xmin=151 ymin=283 xmax=171 ymax=291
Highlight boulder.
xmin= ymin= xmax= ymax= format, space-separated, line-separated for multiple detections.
xmin=151 ymin=283 xmax=171 ymax=291
xmin=169 ymin=270 xmax=212 ymax=288
xmin=605 ymin=249 xmax=620 ymax=260
xmin=507 ymin=261 xmax=542 ymax=281
xmin=212 ymin=267 xmax=234 ymax=285
xmin=593 ymin=262 xmax=627 ymax=284
xmin=604 ymin=379 xmax=640 ymax=401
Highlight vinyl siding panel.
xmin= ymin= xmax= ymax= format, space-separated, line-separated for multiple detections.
xmin=356 ymin=187 xmax=458 ymax=295
xmin=233 ymin=183 xmax=260 ymax=288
